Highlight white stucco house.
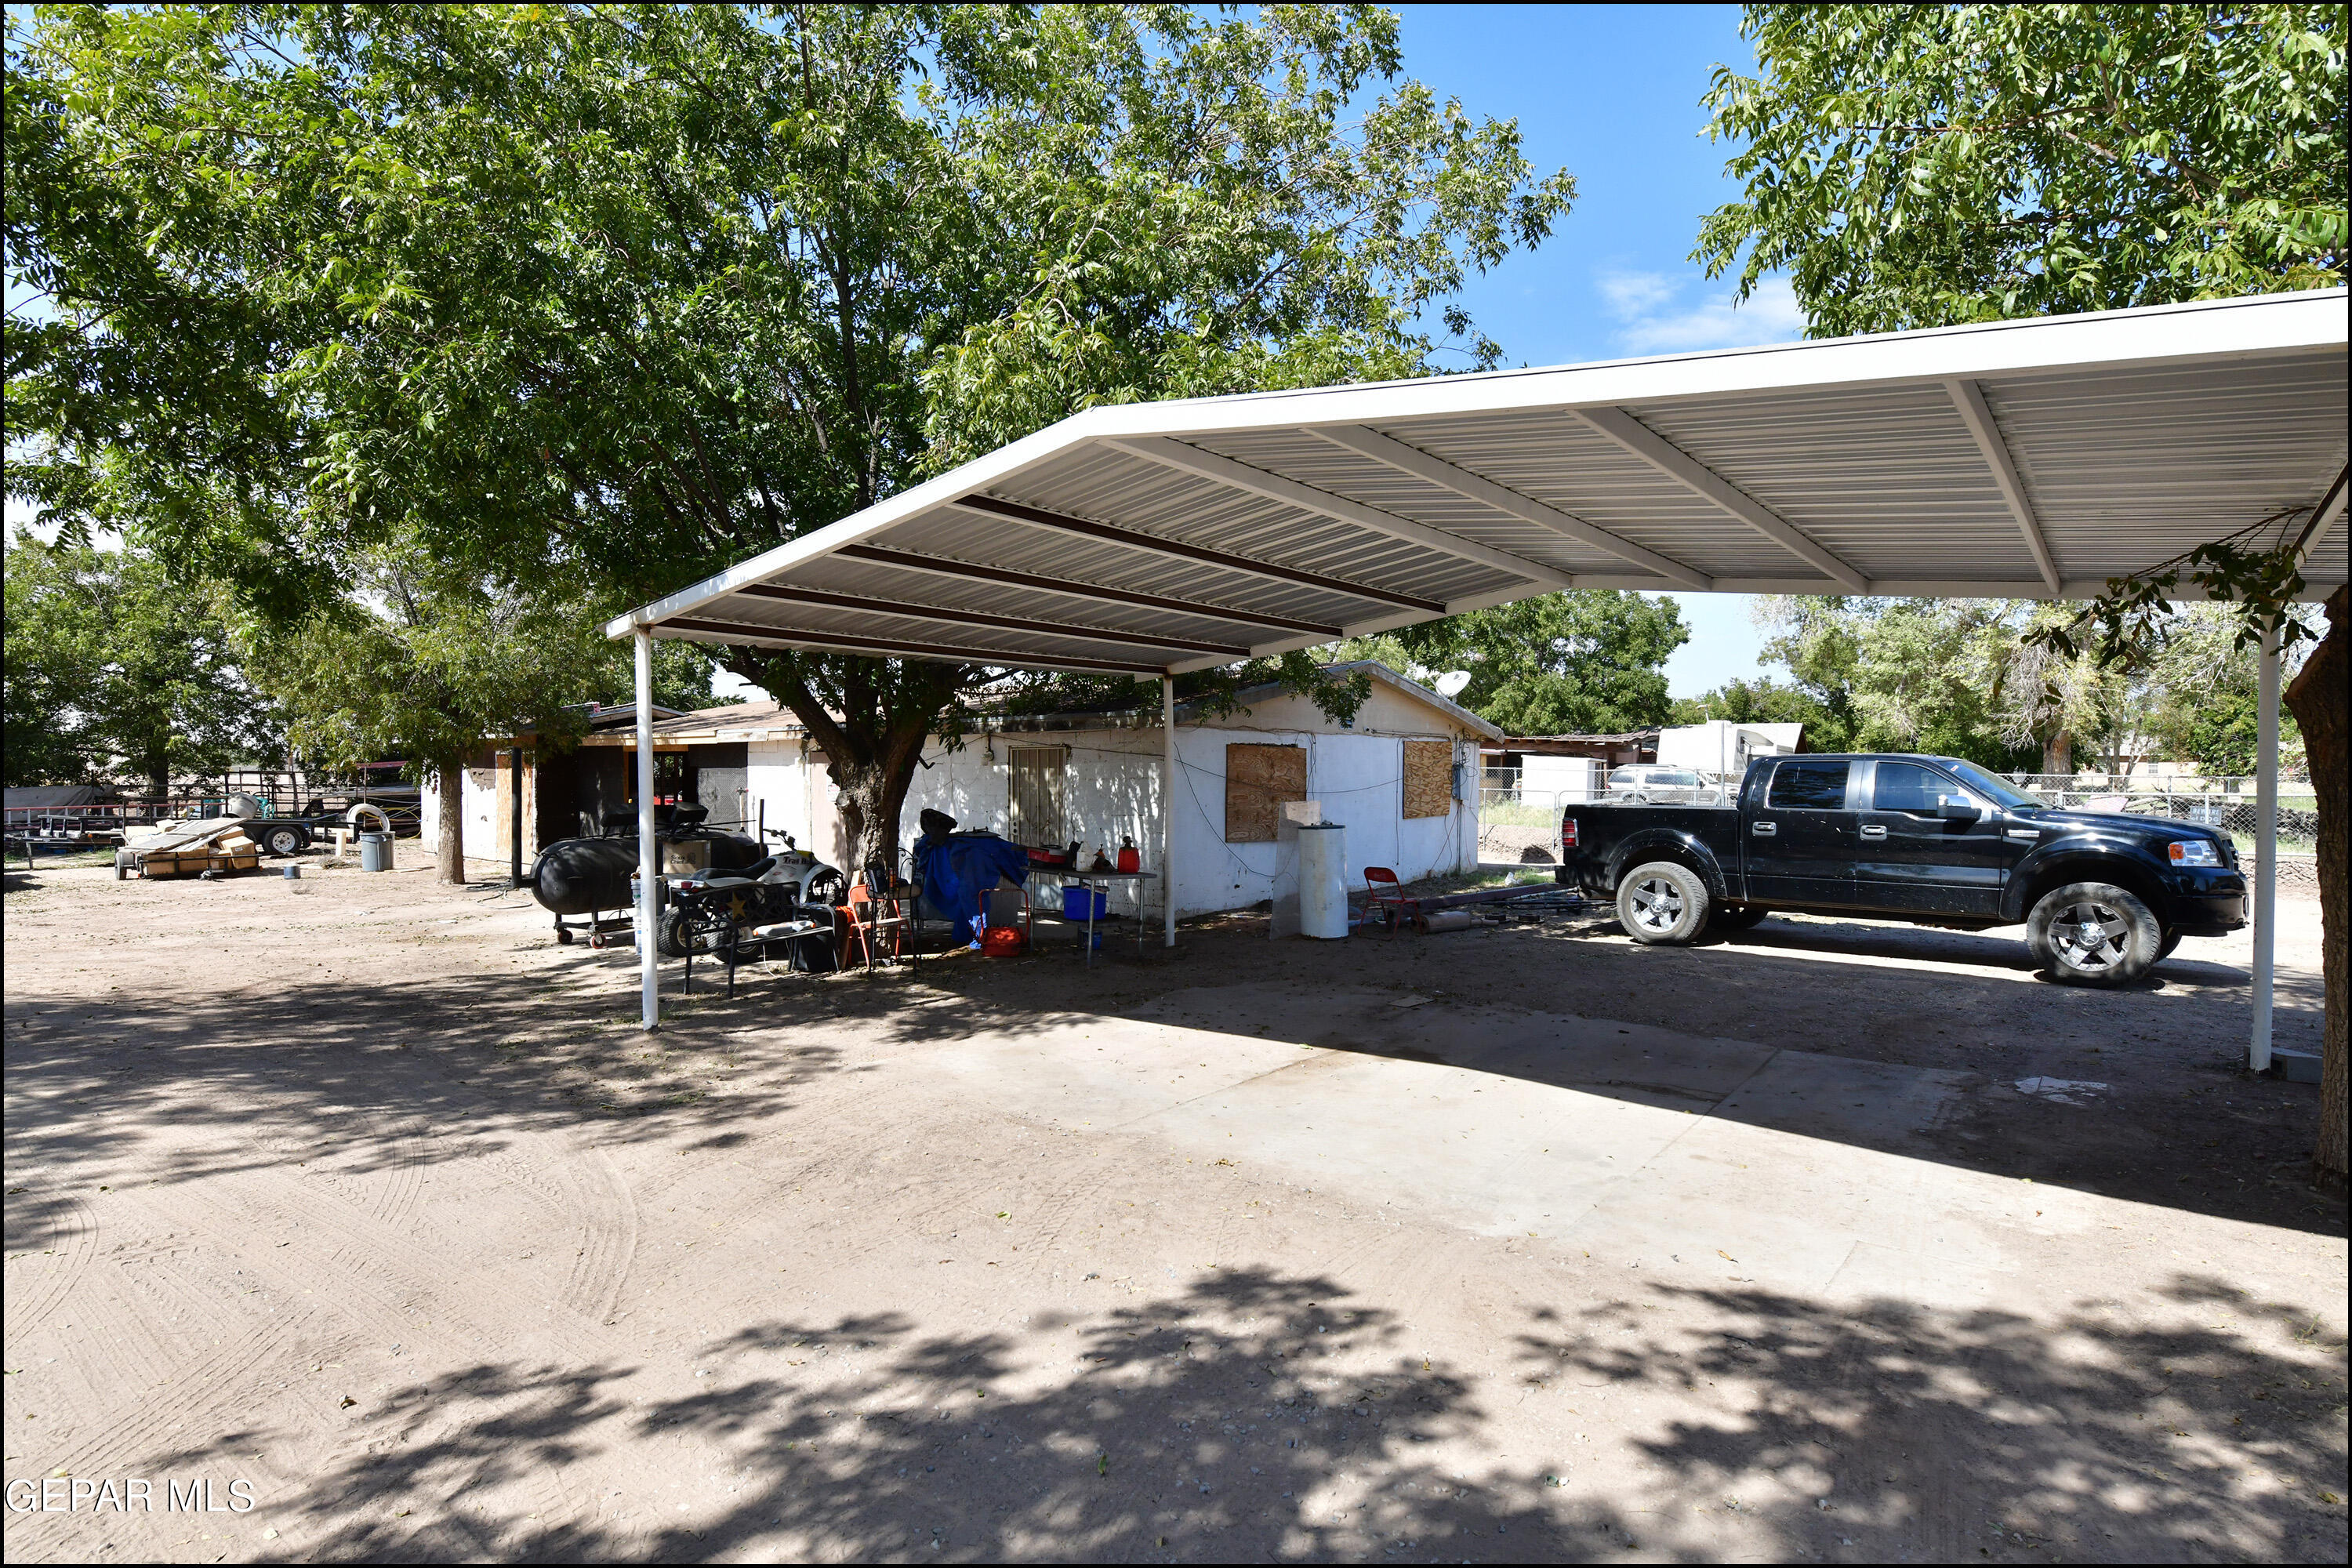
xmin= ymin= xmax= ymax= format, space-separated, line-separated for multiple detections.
xmin=434 ymin=662 xmax=1498 ymax=917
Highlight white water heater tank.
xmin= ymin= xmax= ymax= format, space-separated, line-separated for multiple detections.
xmin=1296 ymin=822 xmax=1348 ymax=939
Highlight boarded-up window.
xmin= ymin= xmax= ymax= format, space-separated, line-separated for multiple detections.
xmin=1402 ymin=741 xmax=1454 ymax=818
xmin=1225 ymin=743 xmax=1306 ymax=842
xmin=1007 ymin=746 xmax=1067 ymax=846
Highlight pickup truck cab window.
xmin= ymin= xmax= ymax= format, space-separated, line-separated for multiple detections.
xmin=1944 ymin=760 xmax=2046 ymax=812
xmin=1766 ymin=759 xmax=1852 ymax=810
xmin=1874 ymin=760 xmax=1966 ymax=814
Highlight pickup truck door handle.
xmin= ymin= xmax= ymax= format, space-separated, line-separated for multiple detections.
xmin=1858 ymin=823 xmax=1888 ymax=839
xmin=1751 ymin=821 xmax=1777 ymax=837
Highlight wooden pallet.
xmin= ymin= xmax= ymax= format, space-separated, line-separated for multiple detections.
xmin=136 ymin=824 xmax=262 ymax=879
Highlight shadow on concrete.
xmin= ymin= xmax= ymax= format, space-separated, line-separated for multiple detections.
xmin=898 ymin=912 xmax=2338 ymax=1237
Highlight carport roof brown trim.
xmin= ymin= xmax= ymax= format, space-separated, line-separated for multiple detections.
xmin=611 ymin=289 xmax=2348 ymax=673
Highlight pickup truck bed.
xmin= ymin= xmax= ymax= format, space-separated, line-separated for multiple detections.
xmin=1557 ymin=753 xmax=2246 ymax=986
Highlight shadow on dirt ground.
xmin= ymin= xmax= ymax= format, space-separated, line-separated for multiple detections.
xmin=0 ymin=954 xmax=881 ymax=1257
xmin=148 ymin=1265 xmax=2339 ymax=1564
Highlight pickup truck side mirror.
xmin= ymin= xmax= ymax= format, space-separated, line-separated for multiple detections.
xmin=1937 ymin=795 xmax=1981 ymax=822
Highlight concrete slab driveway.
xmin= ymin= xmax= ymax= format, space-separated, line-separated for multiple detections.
xmin=4 ymin=860 xmax=2345 ymax=1563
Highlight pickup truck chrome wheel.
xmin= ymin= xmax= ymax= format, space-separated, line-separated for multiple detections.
xmin=2049 ymin=902 xmax=2131 ymax=973
xmin=1616 ymin=859 xmax=1710 ymax=946
xmin=2027 ymin=880 xmax=2160 ymax=987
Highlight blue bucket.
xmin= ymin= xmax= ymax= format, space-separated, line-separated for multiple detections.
xmin=1062 ymin=886 xmax=1108 ymax=921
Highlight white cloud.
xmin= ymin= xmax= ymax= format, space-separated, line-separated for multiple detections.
xmin=1599 ymin=272 xmax=1806 ymax=355
xmin=1596 ymin=270 xmax=1677 ymax=317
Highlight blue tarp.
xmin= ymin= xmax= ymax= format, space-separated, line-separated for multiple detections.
xmin=915 ymin=833 xmax=1031 ymax=931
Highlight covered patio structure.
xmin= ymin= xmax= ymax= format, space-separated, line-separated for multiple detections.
xmin=610 ymin=288 xmax=2347 ymax=1043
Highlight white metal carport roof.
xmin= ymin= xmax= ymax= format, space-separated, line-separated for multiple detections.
xmin=609 ymin=289 xmax=2347 ymax=676
xmin=608 ymin=287 xmax=2344 ymax=1036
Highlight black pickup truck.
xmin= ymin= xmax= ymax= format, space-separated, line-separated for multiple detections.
xmin=1556 ymin=753 xmax=2247 ymax=986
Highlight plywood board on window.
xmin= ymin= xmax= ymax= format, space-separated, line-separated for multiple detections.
xmin=1225 ymin=743 xmax=1306 ymax=843
xmin=1403 ymin=740 xmax=1454 ymax=818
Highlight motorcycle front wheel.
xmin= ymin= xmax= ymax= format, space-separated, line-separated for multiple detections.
xmin=656 ymin=903 xmax=735 ymax=959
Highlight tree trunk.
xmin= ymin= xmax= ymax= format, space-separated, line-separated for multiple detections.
xmin=2042 ymin=730 xmax=2072 ymax=775
xmin=2283 ymin=585 xmax=2347 ymax=1198
xmin=435 ymin=759 xmax=466 ymax=885
xmin=739 ymin=651 xmax=966 ymax=889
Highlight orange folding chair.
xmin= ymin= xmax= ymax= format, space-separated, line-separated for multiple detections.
xmin=1363 ymin=866 xmax=1417 ymax=935
xmin=843 ymin=882 xmax=907 ymax=972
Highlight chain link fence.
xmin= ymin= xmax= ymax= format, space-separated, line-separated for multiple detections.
xmin=2002 ymin=774 xmax=2318 ymax=885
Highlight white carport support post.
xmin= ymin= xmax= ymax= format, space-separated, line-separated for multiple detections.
xmin=2249 ymin=622 xmax=2281 ymax=1073
xmin=636 ymin=628 xmax=660 ymax=1032
xmin=1162 ymin=674 xmax=1178 ymax=949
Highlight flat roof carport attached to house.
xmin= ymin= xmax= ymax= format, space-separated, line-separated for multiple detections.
xmin=611 ymin=289 xmax=2348 ymax=1035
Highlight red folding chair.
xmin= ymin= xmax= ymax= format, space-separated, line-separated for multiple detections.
xmin=843 ymin=882 xmax=907 ymax=971
xmin=1363 ymin=866 xmax=1417 ymax=935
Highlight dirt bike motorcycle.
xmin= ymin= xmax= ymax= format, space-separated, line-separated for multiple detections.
xmin=531 ymin=805 xmax=840 ymax=953
xmin=655 ymin=826 xmax=848 ymax=959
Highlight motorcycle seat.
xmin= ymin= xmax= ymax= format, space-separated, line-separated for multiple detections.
xmin=695 ymin=855 xmax=777 ymax=886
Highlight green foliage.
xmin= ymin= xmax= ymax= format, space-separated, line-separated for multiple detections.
xmin=1384 ymin=591 xmax=1689 ymax=735
xmin=2134 ymin=602 xmax=2310 ymax=774
xmin=1697 ymin=5 xmax=2347 ymax=334
xmin=5 ymin=3 xmax=1570 ymax=858
xmin=2 ymin=533 xmax=281 ymax=793
xmin=1668 ymin=676 xmax=1833 ymax=735
xmin=1755 ymin=596 xmax=2100 ymax=770
xmin=1752 ymin=597 xmax=1864 ymax=753
xmin=231 ymin=540 xmax=711 ymax=776
xmin=1848 ymin=599 xmax=2038 ymax=768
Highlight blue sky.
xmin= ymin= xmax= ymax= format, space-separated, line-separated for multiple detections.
xmin=1385 ymin=2 xmax=1792 ymax=695
xmin=9 ymin=4 xmax=1791 ymax=697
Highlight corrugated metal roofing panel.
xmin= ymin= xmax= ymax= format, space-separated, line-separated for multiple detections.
xmin=616 ymin=291 xmax=2346 ymax=670
xmin=1627 ymin=385 xmax=2031 ymax=581
xmin=1388 ymin=409 xmax=1817 ymax=577
xmin=1987 ymin=355 xmax=2347 ymax=580
xmin=996 ymin=445 xmax=1526 ymax=604
xmin=780 ymin=551 xmax=1285 ymax=644
xmin=1185 ymin=427 xmax=1637 ymax=575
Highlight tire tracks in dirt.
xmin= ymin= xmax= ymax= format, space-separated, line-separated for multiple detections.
xmin=4 ymin=1301 xmax=332 ymax=1563
xmin=5 ymin=1189 xmax=96 ymax=1337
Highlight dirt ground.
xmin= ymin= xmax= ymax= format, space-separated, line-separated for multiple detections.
xmin=5 ymin=845 xmax=2345 ymax=1564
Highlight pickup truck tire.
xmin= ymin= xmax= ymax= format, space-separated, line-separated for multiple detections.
xmin=2027 ymin=881 xmax=2161 ymax=986
xmin=1708 ymin=903 xmax=1770 ymax=932
xmin=1617 ymin=860 xmax=1710 ymax=945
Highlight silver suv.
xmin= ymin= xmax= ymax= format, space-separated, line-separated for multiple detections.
xmin=1603 ymin=764 xmax=1726 ymax=805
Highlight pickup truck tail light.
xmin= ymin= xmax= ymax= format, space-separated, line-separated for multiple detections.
xmin=1561 ymin=818 xmax=1579 ymax=850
